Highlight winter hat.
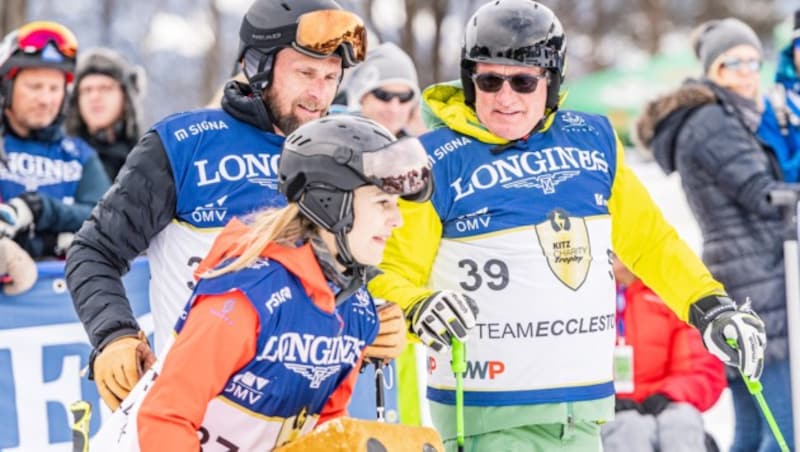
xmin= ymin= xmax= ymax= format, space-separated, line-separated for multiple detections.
xmin=65 ymin=47 xmax=146 ymax=142
xmin=345 ymin=42 xmax=419 ymax=110
xmin=691 ymin=18 xmax=762 ymax=74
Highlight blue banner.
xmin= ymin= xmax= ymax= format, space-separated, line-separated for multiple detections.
xmin=0 ymin=258 xmax=401 ymax=451
xmin=0 ymin=258 xmax=151 ymax=452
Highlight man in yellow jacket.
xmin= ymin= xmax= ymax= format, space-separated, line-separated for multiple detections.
xmin=368 ymin=1 xmax=767 ymax=450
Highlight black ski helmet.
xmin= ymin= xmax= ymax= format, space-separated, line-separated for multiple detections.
xmin=279 ymin=115 xmax=432 ymax=268
xmin=460 ymin=0 xmax=566 ymax=111
xmin=238 ymin=0 xmax=365 ymax=91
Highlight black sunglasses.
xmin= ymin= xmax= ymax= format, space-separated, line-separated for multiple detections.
xmin=371 ymin=88 xmax=416 ymax=103
xmin=471 ymin=72 xmax=547 ymax=94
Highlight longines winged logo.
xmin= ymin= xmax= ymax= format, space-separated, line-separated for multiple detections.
xmin=535 ymin=208 xmax=592 ymax=290
xmin=561 ymin=111 xmax=597 ymax=133
xmin=284 ymin=363 xmax=341 ymax=388
xmin=503 ymin=170 xmax=579 ymax=194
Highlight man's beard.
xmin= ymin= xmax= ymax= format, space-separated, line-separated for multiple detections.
xmin=264 ymin=90 xmax=326 ymax=136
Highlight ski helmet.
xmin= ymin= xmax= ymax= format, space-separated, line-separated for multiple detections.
xmin=0 ymin=21 xmax=78 ymax=116
xmin=460 ymin=0 xmax=566 ymax=111
xmin=238 ymin=0 xmax=366 ymax=91
xmin=279 ymin=115 xmax=432 ymax=269
xmin=0 ymin=21 xmax=77 ymax=81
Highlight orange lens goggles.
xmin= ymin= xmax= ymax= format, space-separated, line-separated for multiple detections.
xmin=294 ymin=10 xmax=366 ymax=66
xmin=17 ymin=21 xmax=77 ymax=59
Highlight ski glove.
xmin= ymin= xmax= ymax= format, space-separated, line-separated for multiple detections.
xmin=0 ymin=198 xmax=33 ymax=238
xmin=364 ymin=302 xmax=407 ymax=361
xmin=689 ymin=295 xmax=766 ymax=380
xmin=93 ymin=331 xmax=156 ymax=411
xmin=0 ymin=237 xmax=37 ymax=295
xmin=406 ymin=290 xmax=479 ymax=352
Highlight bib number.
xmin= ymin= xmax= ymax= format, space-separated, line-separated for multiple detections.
xmin=458 ymin=258 xmax=509 ymax=291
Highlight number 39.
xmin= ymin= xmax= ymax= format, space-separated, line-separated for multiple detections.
xmin=458 ymin=258 xmax=509 ymax=291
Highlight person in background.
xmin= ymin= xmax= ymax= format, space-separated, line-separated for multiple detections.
xmin=346 ymin=42 xmax=420 ymax=138
xmin=601 ymin=254 xmax=726 ymax=452
xmin=344 ymin=40 xmax=428 ymax=426
xmin=636 ymin=18 xmax=795 ymax=452
xmin=0 ymin=21 xmax=110 ymax=259
xmin=369 ymin=1 xmax=767 ymax=450
xmin=758 ymin=9 xmax=800 ymax=182
xmin=65 ymin=47 xmax=146 ymax=180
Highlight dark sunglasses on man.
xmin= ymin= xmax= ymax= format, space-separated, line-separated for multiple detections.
xmin=371 ymin=87 xmax=416 ymax=103
xmin=470 ymin=72 xmax=547 ymax=94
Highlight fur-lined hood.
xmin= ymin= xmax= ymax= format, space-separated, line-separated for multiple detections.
xmin=634 ymin=79 xmax=717 ymax=174
xmin=635 ymin=80 xmax=716 ymax=149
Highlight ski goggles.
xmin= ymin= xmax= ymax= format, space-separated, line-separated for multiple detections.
xmin=371 ymin=88 xmax=416 ymax=103
xmin=471 ymin=72 xmax=547 ymax=94
xmin=362 ymin=137 xmax=432 ymax=202
xmin=16 ymin=21 xmax=77 ymax=59
xmin=240 ymin=9 xmax=366 ymax=67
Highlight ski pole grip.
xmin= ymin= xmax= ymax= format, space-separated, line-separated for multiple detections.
xmin=451 ymin=338 xmax=466 ymax=373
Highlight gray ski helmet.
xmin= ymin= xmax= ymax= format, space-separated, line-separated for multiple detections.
xmin=460 ymin=0 xmax=566 ymax=111
xmin=279 ymin=115 xmax=432 ymax=236
xmin=238 ymin=0 xmax=364 ymax=91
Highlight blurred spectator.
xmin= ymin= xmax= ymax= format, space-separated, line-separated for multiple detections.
xmin=346 ymin=42 xmax=420 ymax=137
xmin=65 ymin=48 xmax=146 ymax=180
xmin=602 ymin=254 xmax=726 ymax=452
xmin=0 ymin=21 xmax=110 ymax=259
xmin=636 ymin=18 xmax=795 ymax=452
xmin=344 ymin=41 xmax=427 ymax=426
xmin=758 ymin=9 xmax=800 ymax=182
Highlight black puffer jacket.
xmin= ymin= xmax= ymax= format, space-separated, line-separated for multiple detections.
xmin=636 ymin=79 xmax=791 ymax=363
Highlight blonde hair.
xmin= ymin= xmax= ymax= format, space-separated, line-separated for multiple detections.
xmin=202 ymin=203 xmax=315 ymax=278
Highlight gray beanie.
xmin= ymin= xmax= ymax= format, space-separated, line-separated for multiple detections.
xmin=691 ymin=18 xmax=762 ymax=74
xmin=345 ymin=42 xmax=419 ymax=110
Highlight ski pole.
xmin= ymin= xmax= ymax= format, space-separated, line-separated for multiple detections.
xmin=451 ymin=338 xmax=466 ymax=452
xmin=70 ymin=400 xmax=92 ymax=452
xmin=373 ymin=359 xmax=386 ymax=422
xmin=726 ymin=338 xmax=790 ymax=451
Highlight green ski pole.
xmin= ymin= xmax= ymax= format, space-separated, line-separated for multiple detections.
xmin=452 ymin=338 xmax=466 ymax=452
xmin=726 ymin=338 xmax=789 ymax=451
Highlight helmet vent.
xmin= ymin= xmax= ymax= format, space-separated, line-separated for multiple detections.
xmin=289 ymin=134 xmax=304 ymax=144
xmin=280 ymin=3 xmax=291 ymax=11
xmin=319 ymin=195 xmax=332 ymax=209
xmin=297 ymin=138 xmax=311 ymax=146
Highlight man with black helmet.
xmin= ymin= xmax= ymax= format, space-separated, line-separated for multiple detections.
xmin=66 ymin=0 xmax=409 ymax=413
xmin=369 ymin=0 xmax=768 ymax=450
xmin=0 ymin=21 xmax=110 ymax=259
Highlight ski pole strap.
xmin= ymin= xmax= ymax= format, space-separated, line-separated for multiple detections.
xmin=451 ymin=338 xmax=466 ymax=452
xmin=726 ymin=339 xmax=790 ymax=451
xmin=70 ymin=400 xmax=92 ymax=452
